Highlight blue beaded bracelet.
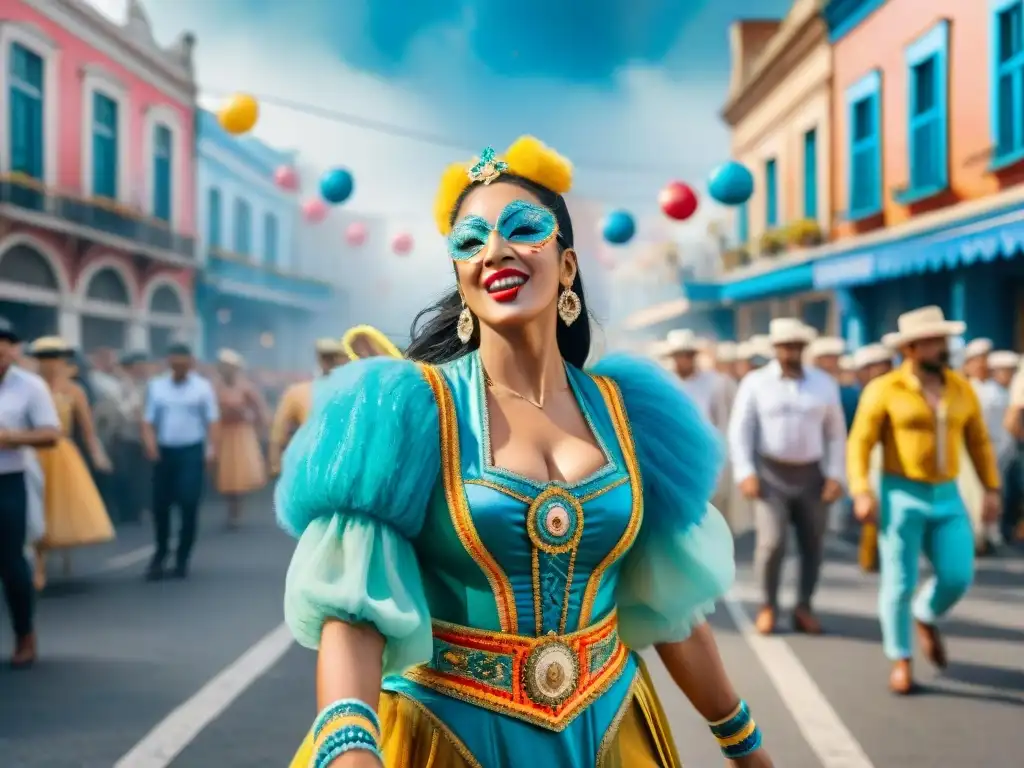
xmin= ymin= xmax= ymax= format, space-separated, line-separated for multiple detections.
xmin=708 ymin=700 xmax=763 ymax=759
xmin=313 ymin=725 xmax=382 ymax=768
xmin=313 ymin=698 xmax=381 ymax=742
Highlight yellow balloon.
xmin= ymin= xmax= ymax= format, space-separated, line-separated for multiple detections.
xmin=218 ymin=93 xmax=259 ymax=135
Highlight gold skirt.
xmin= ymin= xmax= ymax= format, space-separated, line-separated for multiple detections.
xmin=36 ymin=438 xmax=114 ymax=550
xmin=288 ymin=659 xmax=680 ymax=768
xmin=216 ymin=422 xmax=267 ymax=495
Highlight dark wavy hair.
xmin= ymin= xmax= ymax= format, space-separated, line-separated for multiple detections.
xmin=405 ymin=175 xmax=592 ymax=368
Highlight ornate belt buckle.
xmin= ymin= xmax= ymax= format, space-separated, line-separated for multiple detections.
xmin=524 ymin=637 xmax=580 ymax=707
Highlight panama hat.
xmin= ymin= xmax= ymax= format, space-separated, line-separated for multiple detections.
xmin=663 ymin=329 xmax=700 ymax=355
xmin=314 ymin=337 xmax=344 ymax=355
xmin=808 ymin=336 xmax=845 ymax=358
xmin=852 ymin=343 xmax=893 ymax=369
xmin=881 ymin=306 xmax=965 ymax=348
xmin=217 ymin=348 xmax=244 ymax=367
xmin=768 ymin=318 xmax=816 ymax=346
xmin=715 ymin=341 xmax=738 ymax=362
xmin=963 ymin=337 xmax=993 ymax=361
xmin=988 ymin=350 xmax=1020 ymax=370
xmin=28 ymin=336 xmax=72 ymax=357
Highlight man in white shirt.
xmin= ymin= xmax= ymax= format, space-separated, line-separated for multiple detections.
xmin=728 ymin=318 xmax=847 ymax=635
xmin=0 ymin=317 xmax=61 ymax=668
xmin=661 ymin=329 xmax=730 ymax=431
xmin=142 ymin=342 xmax=220 ymax=581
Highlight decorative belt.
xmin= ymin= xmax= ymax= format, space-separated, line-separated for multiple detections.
xmin=403 ymin=610 xmax=629 ymax=731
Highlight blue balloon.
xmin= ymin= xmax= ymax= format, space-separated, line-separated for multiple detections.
xmin=319 ymin=168 xmax=354 ymax=205
xmin=602 ymin=210 xmax=635 ymax=245
xmin=708 ymin=161 xmax=754 ymax=206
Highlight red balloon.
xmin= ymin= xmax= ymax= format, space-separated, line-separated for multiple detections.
xmin=346 ymin=222 xmax=368 ymax=247
xmin=659 ymin=181 xmax=698 ymax=221
xmin=302 ymin=198 xmax=328 ymax=223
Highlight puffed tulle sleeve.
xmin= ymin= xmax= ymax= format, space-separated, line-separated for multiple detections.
xmin=591 ymin=354 xmax=735 ymax=647
xmin=276 ymin=358 xmax=440 ymax=675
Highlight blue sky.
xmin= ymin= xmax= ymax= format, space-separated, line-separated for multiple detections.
xmin=88 ymin=0 xmax=792 ymax=332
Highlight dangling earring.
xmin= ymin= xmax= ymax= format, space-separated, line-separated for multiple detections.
xmin=457 ymin=300 xmax=475 ymax=344
xmin=557 ymin=284 xmax=581 ymax=326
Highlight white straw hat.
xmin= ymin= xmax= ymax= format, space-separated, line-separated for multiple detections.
xmin=217 ymin=348 xmax=244 ymax=367
xmin=314 ymin=337 xmax=344 ymax=354
xmin=663 ymin=328 xmax=700 ymax=354
xmin=808 ymin=336 xmax=846 ymax=358
xmin=882 ymin=306 xmax=966 ymax=348
xmin=715 ymin=341 xmax=738 ymax=362
xmin=838 ymin=355 xmax=855 ymax=372
xmin=963 ymin=337 xmax=993 ymax=361
xmin=768 ymin=318 xmax=816 ymax=346
xmin=852 ymin=343 xmax=894 ymax=369
xmin=988 ymin=350 xmax=1020 ymax=370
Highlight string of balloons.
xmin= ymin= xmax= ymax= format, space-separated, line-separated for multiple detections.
xmin=215 ymin=92 xmax=755 ymax=258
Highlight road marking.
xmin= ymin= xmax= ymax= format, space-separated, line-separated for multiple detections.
xmin=723 ymin=595 xmax=875 ymax=768
xmin=113 ymin=623 xmax=294 ymax=768
xmin=98 ymin=545 xmax=155 ymax=573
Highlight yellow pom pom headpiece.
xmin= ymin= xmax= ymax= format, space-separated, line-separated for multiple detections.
xmin=433 ymin=136 xmax=574 ymax=235
xmin=341 ymin=325 xmax=403 ymax=360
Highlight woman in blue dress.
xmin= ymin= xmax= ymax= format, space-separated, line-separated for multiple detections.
xmin=279 ymin=137 xmax=773 ymax=767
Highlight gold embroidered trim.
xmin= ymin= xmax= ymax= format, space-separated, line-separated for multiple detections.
xmin=526 ymin=486 xmax=584 ymax=635
xmin=405 ymin=611 xmax=628 ymax=732
xmin=420 ymin=364 xmax=518 ymax=632
xmin=466 ymin=474 xmax=628 ymax=505
xmin=580 ymin=475 xmax=628 ymax=503
xmin=595 ymin=672 xmax=638 ymax=763
xmin=578 ymin=375 xmax=644 ymax=628
xmin=387 ymin=690 xmax=484 ymax=768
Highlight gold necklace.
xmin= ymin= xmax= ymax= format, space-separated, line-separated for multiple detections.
xmin=483 ymin=370 xmax=568 ymax=410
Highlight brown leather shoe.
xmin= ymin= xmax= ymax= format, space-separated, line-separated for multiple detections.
xmin=889 ymin=659 xmax=914 ymax=695
xmin=11 ymin=633 xmax=36 ymax=670
xmin=915 ymin=620 xmax=948 ymax=669
xmin=754 ymin=607 xmax=776 ymax=635
xmin=792 ymin=607 xmax=824 ymax=635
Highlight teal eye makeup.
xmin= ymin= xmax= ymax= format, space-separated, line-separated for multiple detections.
xmin=447 ymin=200 xmax=559 ymax=261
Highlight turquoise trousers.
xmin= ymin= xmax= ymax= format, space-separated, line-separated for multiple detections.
xmin=877 ymin=475 xmax=974 ymax=660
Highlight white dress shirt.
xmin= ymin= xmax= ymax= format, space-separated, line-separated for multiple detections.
xmin=0 ymin=365 xmax=60 ymax=474
xmin=676 ymin=370 xmax=730 ymax=431
xmin=728 ymin=361 xmax=847 ymax=482
xmin=972 ymin=378 xmax=1013 ymax=469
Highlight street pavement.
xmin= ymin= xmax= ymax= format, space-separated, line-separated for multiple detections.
xmin=1 ymin=494 xmax=1022 ymax=768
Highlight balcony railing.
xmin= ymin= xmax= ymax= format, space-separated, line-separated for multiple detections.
xmin=206 ymin=248 xmax=333 ymax=301
xmin=0 ymin=173 xmax=195 ymax=260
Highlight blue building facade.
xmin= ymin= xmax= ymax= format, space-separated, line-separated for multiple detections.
xmin=196 ymin=111 xmax=333 ymax=369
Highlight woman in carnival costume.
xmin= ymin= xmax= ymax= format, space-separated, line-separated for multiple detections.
xmin=280 ymin=138 xmax=772 ymax=767
xmin=28 ymin=337 xmax=114 ymax=590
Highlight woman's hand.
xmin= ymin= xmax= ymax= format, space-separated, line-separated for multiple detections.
xmin=729 ymin=748 xmax=774 ymax=767
xmin=93 ymin=450 xmax=113 ymax=473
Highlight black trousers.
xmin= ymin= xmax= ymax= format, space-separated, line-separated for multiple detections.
xmin=151 ymin=443 xmax=205 ymax=569
xmin=113 ymin=438 xmax=150 ymax=523
xmin=0 ymin=471 xmax=34 ymax=638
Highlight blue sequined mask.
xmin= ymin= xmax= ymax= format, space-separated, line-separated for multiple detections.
xmin=447 ymin=200 xmax=559 ymax=262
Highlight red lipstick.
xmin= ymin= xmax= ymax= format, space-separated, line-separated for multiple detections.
xmin=484 ymin=268 xmax=529 ymax=303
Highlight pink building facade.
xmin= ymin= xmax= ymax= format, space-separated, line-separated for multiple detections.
xmin=0 ymin=0 xmax=198 ymax=353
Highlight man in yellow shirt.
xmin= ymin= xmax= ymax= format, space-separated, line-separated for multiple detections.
xmin=848 ymin=307 xmax=1001 ymax=695
xmin=268 ymin=338 xmax=347 ymax=476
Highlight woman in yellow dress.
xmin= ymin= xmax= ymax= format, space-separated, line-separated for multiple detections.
xmin=28 ymin=337 xmax=114 ymax=589
xmin=280 ymin=139 xmax=772 ymax=767
xmin=213 ymin=349 xmax=269 ymax=528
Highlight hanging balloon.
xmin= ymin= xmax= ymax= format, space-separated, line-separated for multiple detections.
xmin=392 ymin=233 xmax=414 ymax=255
xmin=274 ymin=166 xmax=299 ymax=192
xmin=601 ymin=210 xmax=636 ymax=245
xmin=218 ymin=93 xmax=259 ymax=135
xmin=346 ymin=222 xmax=368 ymax=247
xmin=302 ymin=198 xmax=328 ymax=224
xmin=659 ymin=181 xmax=699 ymax=221
xmin=320 ymin=168 xmax=354 ymax=205
xmin=708 ymin=161 xmax=754 ymax=206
